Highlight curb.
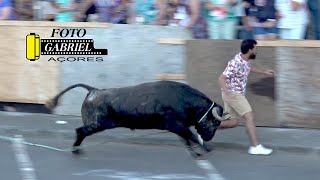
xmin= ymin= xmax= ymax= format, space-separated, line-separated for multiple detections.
xmin=0 ymin=127 xmax=319 ymax=156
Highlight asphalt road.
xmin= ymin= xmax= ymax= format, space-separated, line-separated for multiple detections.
xmin=1 ymin=135 xmax=319 ymax=180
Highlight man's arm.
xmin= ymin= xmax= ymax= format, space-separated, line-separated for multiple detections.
xmin=152 ymin=0 xmax=169 ymax=25
xmin=251 ymin=65 xmax=265 ymax=74
xmin=251 ymin=65 xmax=275 ymax=76
xmin=185 ymin=0 xmax=200 ymax=27
xmin=218 ymin=74 xmax=229 ymax=92
xmin=291 ymin=0 xmax=306 ymax=11
xmin=0 ymin=7 xmax=11 ymax=20
xmin=0 ymin=0 xmax=12 ymax=20
xmin=16 ymin=0 xmax=34 ymax=18
xmin=219 ymin=60 xmax=238 ymax=93
xmin=75 ymin=0 xmax=94 ymax=20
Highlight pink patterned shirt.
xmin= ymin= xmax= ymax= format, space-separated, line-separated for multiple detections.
xmin=223 ymin=53 xmax=252 ymax=95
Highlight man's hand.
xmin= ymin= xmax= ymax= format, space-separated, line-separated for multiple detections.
xmin=222 ymin=89 xmax=232 ymax=100
xmin=291 ymin=0 xmax=302 ymax=11
xmin=263 ymin=19 xmax=276 ymax=28
xmin=263 ymin=69 xmax=276 ymax=76
xmin=219 ymin=74 xmax=232 ymax=100
xmin=74 ymin=12 xmax=83 ymax=21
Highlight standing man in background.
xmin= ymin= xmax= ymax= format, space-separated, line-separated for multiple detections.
xmin=14 ymin=0 xmax=34 ymax=21
xmin=275 ymin=0 xmax=309 ymax=40
xmin=307 ymin=0 xmax=320 ymax=40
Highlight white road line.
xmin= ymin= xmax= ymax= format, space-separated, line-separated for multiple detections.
xmin=11 ymin=135 xmax=38 ymax=180
xmin=0 ymin=135 xmax=108 ymax=152
xmin=195 ymin=159 xmax=226 ymax=180
xmin=55 ymin=120 xmax=68 ymax=124
xmin=0 ymin=135 xmax=66 ymax=152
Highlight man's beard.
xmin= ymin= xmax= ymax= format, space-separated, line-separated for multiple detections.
xmin=250 ymin=53 xmax=256 ymax=59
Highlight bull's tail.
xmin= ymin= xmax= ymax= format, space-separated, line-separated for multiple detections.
xmin=45 ymin=84 xmax=97 ymax=110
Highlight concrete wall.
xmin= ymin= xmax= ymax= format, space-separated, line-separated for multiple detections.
xmin=55 ymin=24 xmax=191 ymax=116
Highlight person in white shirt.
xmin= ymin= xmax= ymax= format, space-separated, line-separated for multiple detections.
xmin=34 ymin=0 xmax=58 ymax=21
xmin=275 ymin=0 xmax=309 ymax=39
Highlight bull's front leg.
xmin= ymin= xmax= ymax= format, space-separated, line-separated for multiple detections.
xmin=178 ymin=130 xmax=212 ymax=158
xmin=181 ymin=130 xmax=212 ymax=153
xmin=166 ymin=119 xmax=211 ymax=157
xmin=179 ymin=137 xmax=201 ymax=157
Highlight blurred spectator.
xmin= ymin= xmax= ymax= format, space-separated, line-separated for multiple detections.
xmin=76 ymin=0 xmax=133 ymax=24
xmin=34 ymin=0 xmax=58 ymax=21
xmin=245 ymin=0 xmax=278 ymax=40
xmin=134 ymin=0 xmax=158 ymax=24
xmin=14 ymin=0 xmax=34 ymax=21
xmin=234 ymin=0 xmax=248 ymax=39
xmin=241 ymin=0 xmax=254 ymax=39
xmin=275 ymin=0 xmax=309 ymax=39
xmin=54 ymin=0 xmax=78 ymax=22
xmin=0 ymin=0 xmax=16 ymax=20
xmin=156 ymin=0 xmax=209 ymax=39
xmin=206 ymin=0 xmax=238 ymax=39
xmin=307 ymin=0 xmax=320 ymax=40
xmin=75 ymin=0 xmax=97 ymax=22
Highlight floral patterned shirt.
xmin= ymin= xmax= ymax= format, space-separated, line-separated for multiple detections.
xmin=223 ymin=53 xmax=252 ymax=95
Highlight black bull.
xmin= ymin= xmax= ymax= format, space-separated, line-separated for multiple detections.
xmin=46 ymin=80 xmax=224 ymax=157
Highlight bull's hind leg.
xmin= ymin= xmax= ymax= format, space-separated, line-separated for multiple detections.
xmin=72 ymin=116 xmax=117 ymax=154
xmin=72 ymin=126 xmax=94 ymax=154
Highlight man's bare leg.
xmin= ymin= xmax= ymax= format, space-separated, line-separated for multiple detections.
xmin=197 ymin=118 xmax=239 ymax=145
xmin=242 ymin=111 xmax=259 ymax=146
xmin=219 ymin=118 xmax=239 ymax=129
xmin=218 ymin=112 xmax=259 ymax=147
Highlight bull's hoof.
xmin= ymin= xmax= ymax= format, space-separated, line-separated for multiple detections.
xmin=202 ymin=144 xmax=212 ymax=152
xmin=189 ymin=151 xmax=202 ymax=158
xmin=72 ymin=146 xmax=83 ymax=155
xmin=197 ymin=148 xmax=215 ymax=160
xmin=187 ymin=146 xmax=202 ymax=158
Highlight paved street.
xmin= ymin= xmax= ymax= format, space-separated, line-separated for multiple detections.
xmin=1 ymin=134 xmax=319 ymax=180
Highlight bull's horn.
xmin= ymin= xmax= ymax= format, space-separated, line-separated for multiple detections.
xmin=212 ymin=107 xmax=224 ymax=121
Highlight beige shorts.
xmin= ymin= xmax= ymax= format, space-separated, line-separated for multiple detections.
xmin=221 ymin=90 xmax=252 ymax=120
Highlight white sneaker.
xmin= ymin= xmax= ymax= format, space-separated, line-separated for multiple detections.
xmin=248 ymin=144 xmax=273 ymax=155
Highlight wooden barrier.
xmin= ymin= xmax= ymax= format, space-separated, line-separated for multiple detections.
xmin=0 ymin=21 xmax=112 ymax=104
xmin=185 ymin=40 xmax=320 ymax=129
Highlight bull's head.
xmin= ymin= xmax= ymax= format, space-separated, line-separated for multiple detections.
xmin=195 ymin=103 xmax=223 ymax=142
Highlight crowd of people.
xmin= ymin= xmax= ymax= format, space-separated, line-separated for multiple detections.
xmin=1 ymin=0 xmax=319 ymax=40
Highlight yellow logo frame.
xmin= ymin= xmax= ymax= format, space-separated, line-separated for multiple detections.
xmin=26 ymin=33 xmax=40 ymax=61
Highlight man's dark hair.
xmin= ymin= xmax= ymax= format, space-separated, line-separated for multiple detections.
xmin=241 ymin=39 xmax=257 ymax=54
